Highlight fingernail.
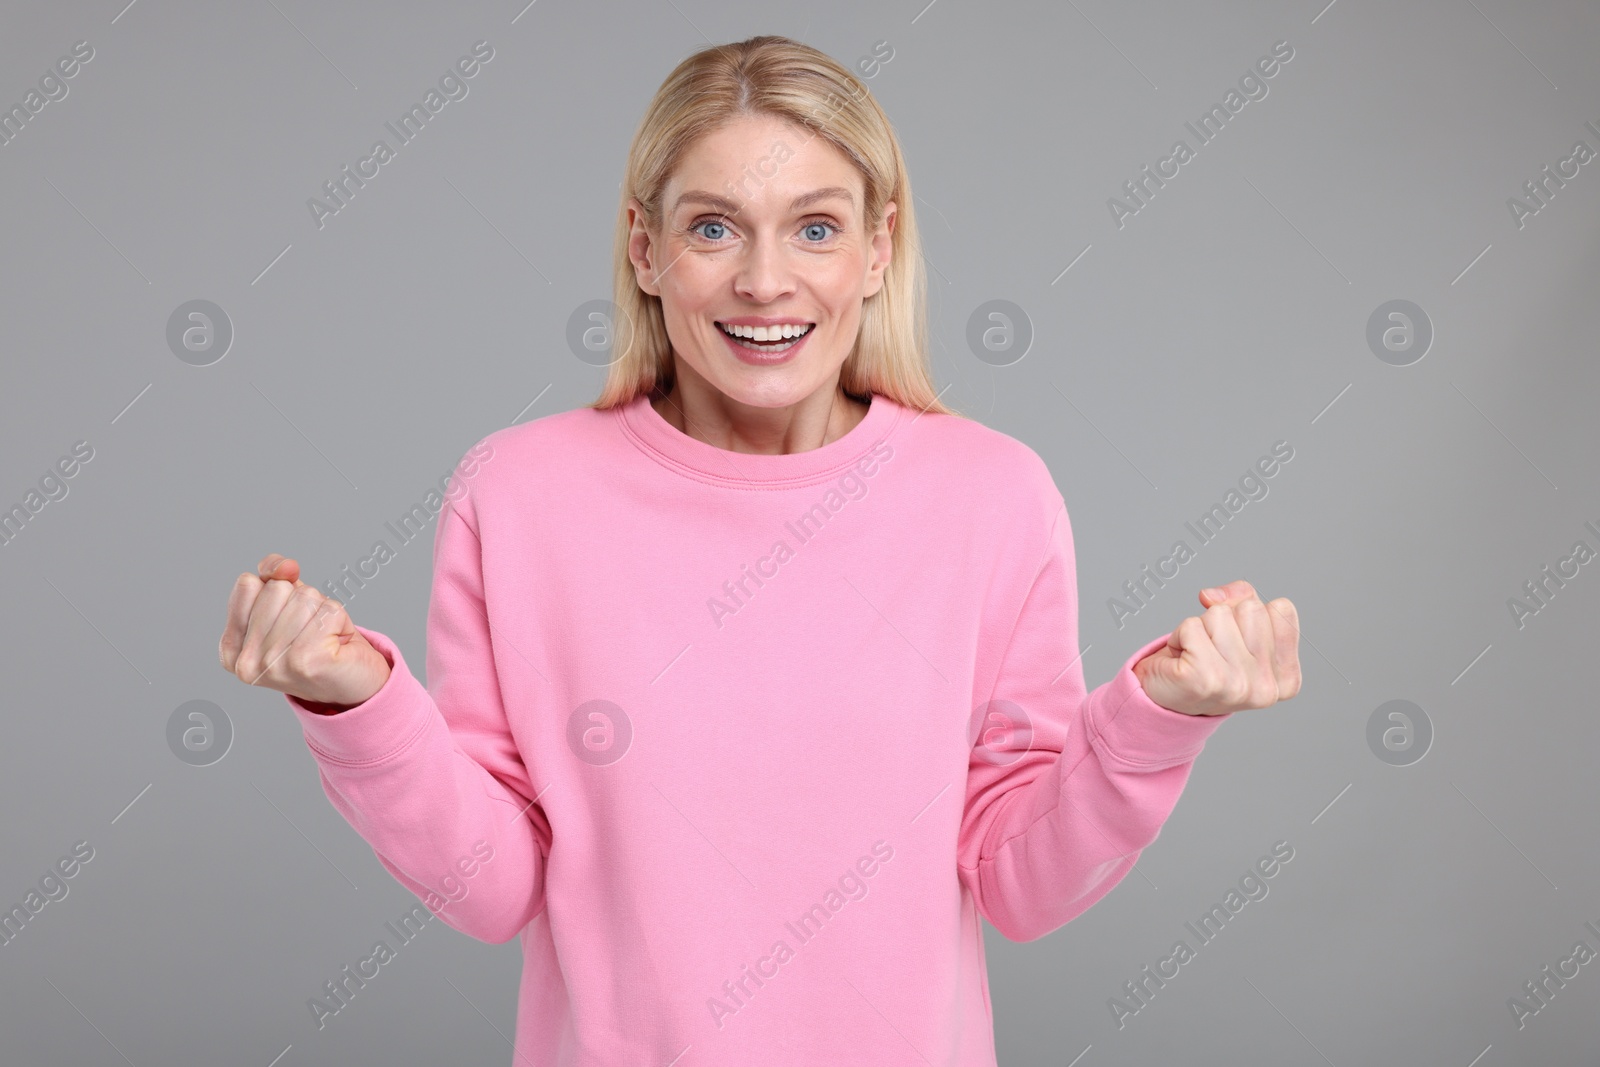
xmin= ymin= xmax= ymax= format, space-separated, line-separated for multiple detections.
xmin=1202 ymin=587 xmax=1224 ymax=600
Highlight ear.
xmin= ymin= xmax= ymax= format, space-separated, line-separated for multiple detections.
xmin=862 ymin=199 xmax=896 ymax=300
xmin=626 ymin=197 xmax=661 ymax=297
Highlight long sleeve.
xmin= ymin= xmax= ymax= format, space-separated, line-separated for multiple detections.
xmin=957 ymin=498 xmax=1232 ymax=943
xmin=281 ymin=493 xmax=549 ymax=944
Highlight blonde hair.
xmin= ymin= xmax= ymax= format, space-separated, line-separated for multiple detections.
xmin=588 ymin=34 xmax=960 ymax=418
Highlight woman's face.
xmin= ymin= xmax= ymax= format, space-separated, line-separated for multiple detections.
xmin=628 ymin=113 xmax=896 ymax=409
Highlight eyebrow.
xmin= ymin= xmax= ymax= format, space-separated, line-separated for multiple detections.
xmin=673 ymin=186 xmax=856 ymax=217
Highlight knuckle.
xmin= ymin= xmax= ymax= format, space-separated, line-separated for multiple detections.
xmin=233 ymin=653 xmax=260 ymax=684
xmin=311 ymin=601 xmax=342 ymax=631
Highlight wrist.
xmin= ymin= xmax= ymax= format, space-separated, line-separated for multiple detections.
xmin=297 ymin=697 xmax=359 ymax=716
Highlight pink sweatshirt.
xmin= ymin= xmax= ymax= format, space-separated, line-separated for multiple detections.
xmin=284 ymin=390 xmax=1232 ymax=1064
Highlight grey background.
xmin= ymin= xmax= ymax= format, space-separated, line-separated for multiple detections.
xmin=2 ymin=0 xmax=1597 ymax=1063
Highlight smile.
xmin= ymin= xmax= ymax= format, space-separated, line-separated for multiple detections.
xmin=716 ymin=321 xmax=814 ymax=354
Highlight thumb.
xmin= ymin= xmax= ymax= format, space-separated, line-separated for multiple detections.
xmin=1141 ymin=637 xmax=1182 ymax=672
xmin=260 ymin=554 xmax=302 ymax=585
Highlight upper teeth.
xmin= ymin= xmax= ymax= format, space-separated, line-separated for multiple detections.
xmin=720 ymin=322 xmax=812 ymax=341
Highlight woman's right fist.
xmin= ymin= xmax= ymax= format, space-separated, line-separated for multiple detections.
xmin=218 ymin=553 xmax=392 ymax=714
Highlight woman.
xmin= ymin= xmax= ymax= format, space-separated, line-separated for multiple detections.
xmin=219 ymin=35 xmax=1300 ymax=1065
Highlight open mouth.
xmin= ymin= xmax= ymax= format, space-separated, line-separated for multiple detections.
xmin=716 ymin=321 xmax=815 ymax=354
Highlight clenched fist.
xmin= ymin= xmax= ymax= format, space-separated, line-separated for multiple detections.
xmin=1132 ymin=579 xmax=1302 ymax=717
xmin=218 ymin=553 xmax=391 ymax=715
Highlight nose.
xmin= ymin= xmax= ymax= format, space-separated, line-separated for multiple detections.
xmin=733 ymin=234 xmax=797 ymax=304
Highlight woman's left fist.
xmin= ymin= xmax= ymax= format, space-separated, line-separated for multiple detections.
xmin=1131 ymin=579 xmax=1302 ymax=716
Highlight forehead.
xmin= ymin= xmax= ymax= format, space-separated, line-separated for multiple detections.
xmin=665 ymin=113 xmax=862 ymax=215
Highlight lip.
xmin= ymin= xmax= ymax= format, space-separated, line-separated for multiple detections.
xmin=716 ymin=316 xmax=815 ymax=327
xmin=716 ymin=320 xmax=815 ymax=366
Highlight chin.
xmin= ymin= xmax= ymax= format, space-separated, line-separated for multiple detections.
xmin=717 ymin=372 xmax=830 ymax=409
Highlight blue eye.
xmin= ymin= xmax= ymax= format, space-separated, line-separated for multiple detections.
xmin=687 ymin=217 xmax=840 ymax=245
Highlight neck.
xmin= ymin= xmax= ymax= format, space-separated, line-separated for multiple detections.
xmin=649 ymin=367 xmax=867 ymax=456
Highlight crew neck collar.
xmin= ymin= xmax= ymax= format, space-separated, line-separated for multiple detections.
xmin=615 ymin=390 xmax=903 ymax=489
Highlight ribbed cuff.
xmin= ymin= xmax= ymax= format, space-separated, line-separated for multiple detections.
xmin=1085 ymin=631 xmax=1232 ymax=767
xmin=283 ymin=624 xmax=436 ymax=765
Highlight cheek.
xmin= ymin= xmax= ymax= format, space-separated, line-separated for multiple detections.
xmin=663 ymin=256 xmax=728 ymax=305
xmin=818 ymin=251 xmax=874 ymax=293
